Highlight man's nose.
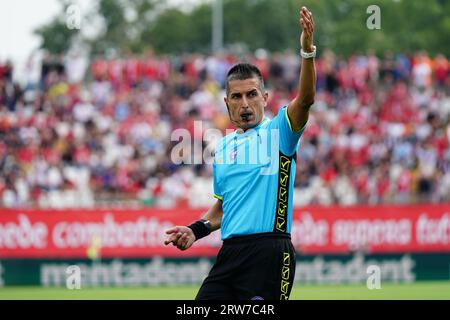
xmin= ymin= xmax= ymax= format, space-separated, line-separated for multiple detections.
xmin=241 ymin=96 xmax=249 ymax=108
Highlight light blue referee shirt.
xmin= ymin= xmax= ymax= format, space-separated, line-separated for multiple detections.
xmin=213 ymin=106 xmax=305 ymax=240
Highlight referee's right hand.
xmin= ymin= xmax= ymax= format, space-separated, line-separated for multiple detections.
xmin=164 ymin=226 xmax=196 ymax=251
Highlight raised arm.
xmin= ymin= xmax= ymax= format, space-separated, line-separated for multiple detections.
xmin=164 ymin=199 xmax=223 ymax=251
xmin=287 ymin=6 xmax=317 ymax=131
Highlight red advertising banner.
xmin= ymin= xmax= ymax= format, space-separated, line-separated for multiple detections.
xmin=0 ymin=204 xmax=449 ymax=258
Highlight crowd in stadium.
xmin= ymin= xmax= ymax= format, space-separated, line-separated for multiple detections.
xmin=0 ymin=49 xmax=449 ymax=208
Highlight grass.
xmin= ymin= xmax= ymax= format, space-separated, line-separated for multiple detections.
xmin=1 ymin=281 xmax=449 ymax=300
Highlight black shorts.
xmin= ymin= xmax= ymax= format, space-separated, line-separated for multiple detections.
xmin=195 ymin=232 xmax=296 ymax=300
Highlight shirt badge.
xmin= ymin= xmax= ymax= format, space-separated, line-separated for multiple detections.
xmin=230 ymin=150 xmax=237 ymax=161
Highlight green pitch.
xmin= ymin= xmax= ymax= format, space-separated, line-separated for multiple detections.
xmin=1 ymin=281 xmax=449 ymax=300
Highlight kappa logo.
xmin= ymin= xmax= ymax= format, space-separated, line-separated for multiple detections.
xmin=283 ymin=252 xmax=290 ymax=265
xmin=278 ymin=203 xmax=287 ymax=217
xmin=278 ymin=187 xmax=287 ymax=202
xmin=282 ymin=266 xmax=290 ymax=280
xmin=274 ymin=152 xmax=292 ymax=234
xmin=279 ymin=252 xmax=291 ymax=300
xmin=279 ymin=171 xmax=289 ymax=187
xmin=280 ymin=156 xmax=291 ymax=172
xmin=281 ymin=280 xmax=290 ymax=294
xmin=276 ymin=217 xmax=285 ymax=231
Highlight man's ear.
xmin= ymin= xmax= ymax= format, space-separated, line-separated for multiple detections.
xmin=224 ymin=97 xmax=230 ymax=113
xmin=224 ymin=101 xmax=234 ymax=124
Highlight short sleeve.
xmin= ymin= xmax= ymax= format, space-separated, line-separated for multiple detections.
xmin=270 ymin=106 xmax=306 ymax=156
xmin=213 ymin=161 xmax=222 ymax=200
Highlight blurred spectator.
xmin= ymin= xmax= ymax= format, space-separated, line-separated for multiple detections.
xmin=0 ymin=49 xmax=449 ymax=208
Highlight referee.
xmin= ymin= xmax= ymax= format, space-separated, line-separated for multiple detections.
xmin=164 ymin=6 xmax=316 ymax=300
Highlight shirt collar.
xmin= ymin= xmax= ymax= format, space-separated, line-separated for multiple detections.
xmin=235 ymin=116 xmax=270 ymax=136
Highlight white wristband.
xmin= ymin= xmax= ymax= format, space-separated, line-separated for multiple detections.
xmin=300 ymin=45 xmax=317 ymax=59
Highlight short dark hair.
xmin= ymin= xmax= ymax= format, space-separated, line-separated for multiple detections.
xmin=226 ymin=63 xmax=264 ymax=94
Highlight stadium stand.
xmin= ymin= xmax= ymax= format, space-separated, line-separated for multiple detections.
xmin=0 ymin=50 xmax=449 ymax=208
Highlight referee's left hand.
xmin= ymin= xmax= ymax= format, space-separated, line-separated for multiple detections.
xmin=164 ymin=226 xmax=196 ymax=251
